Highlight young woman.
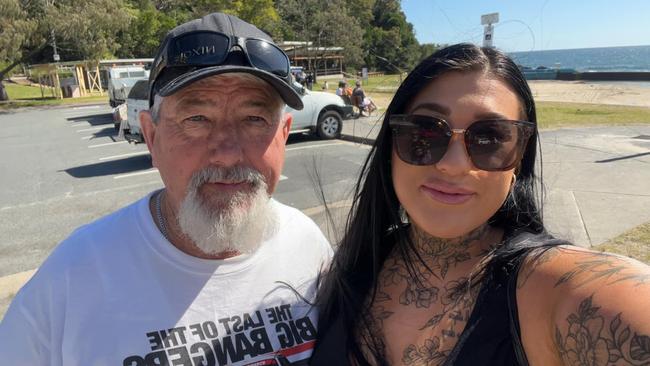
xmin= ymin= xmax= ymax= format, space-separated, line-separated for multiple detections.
xmin=310 ymin=44 xmax=650 ymax=365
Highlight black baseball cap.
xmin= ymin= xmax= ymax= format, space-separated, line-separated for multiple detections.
xmin=148 ymin=12 xmax=303 ymax=110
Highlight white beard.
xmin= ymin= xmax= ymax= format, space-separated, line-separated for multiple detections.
xmin=177 ymin=166 xmax=278 ymax=255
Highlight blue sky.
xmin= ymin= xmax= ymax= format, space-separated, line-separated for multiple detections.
xmin=401 ymin=0 xmax=650 ymax=52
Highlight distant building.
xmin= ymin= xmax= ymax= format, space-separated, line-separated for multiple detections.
xmin=278 ymin=41 xmax=344 ymax=78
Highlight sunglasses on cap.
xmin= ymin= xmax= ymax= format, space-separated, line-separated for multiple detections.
xmin=389 ymin=114 xmax=535 ymax=171
xmin=151 ymin=30 xmax=291 ymax=82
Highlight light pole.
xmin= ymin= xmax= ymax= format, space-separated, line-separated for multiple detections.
xmin=481 ymin=13 xmax=499 ymax=48
xmin=51 ymin=30 xmax=60 ymax=62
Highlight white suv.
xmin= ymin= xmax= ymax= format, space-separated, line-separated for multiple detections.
xmin=286 ymin=83 xmax=353 ymax=139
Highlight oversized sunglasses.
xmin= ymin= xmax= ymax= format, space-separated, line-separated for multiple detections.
xmin=389 ymin=114 xmax=535 ymax=171
xmin=152 ymin=31 xmax=290 ymax=84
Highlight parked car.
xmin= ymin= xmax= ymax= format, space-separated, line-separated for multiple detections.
xmin=286 ymin=82 xmax=353 ymax=139
xmin=122 ymin=79 xmax=149 ymax=143
xmin=122 ymin=80 xmax=353 ymax=143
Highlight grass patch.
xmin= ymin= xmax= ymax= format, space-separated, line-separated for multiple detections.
xmin=5 ymin=83 xmax=54 ymax=99
xmin=593 ymin=222 xmax=650 ymax=264
xmin=0 ymin=96 xmax=108 ymax=110
xmin=316 ymin=74 xmax=403 ymax=95
xmin=536 ymin=102 xmax=650 ymax=129
xmin=1 ymin=83 xmax=107 ymax=110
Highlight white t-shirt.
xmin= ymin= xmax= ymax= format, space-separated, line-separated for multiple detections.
xmin=0 ymin=193 xmax=332 ymax=365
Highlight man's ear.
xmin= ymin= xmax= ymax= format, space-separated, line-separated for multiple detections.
xmin=140 ymin=110 xmax=158 ymax=168
xmin=282 ymin=113 xmax=292 ymax=142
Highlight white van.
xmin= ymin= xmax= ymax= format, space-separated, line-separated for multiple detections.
xmin=122 ymin=80 xmax=149 ymax=143
xmin=107 ymin=66 xmax=149 ymax=107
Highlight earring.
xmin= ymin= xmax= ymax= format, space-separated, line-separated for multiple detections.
xmin=398 ymin=205 xmax=409 ymax=224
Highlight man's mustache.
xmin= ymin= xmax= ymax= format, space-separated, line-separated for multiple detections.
xmin=189 ymin=166 xmax=266 ymax=190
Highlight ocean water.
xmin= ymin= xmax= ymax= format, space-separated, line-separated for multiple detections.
xmin=508 ymin=45 xmax=650 ymax=72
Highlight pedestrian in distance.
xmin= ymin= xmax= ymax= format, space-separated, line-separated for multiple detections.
xmin=310 ymin=43 xmax=650 ymax=366
xmin=0 ymin=12 xmax=332 ymax=365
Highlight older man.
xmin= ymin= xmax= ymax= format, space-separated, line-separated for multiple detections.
xmin=0 ymin=13 xmax=331 ymax=365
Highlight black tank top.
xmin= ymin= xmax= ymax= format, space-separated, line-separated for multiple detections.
xmin=310 ymin=232 xmax=565 ymax=366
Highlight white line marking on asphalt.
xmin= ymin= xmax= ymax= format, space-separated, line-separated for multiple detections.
xmin=286 ymin=142 xmax=343 ymax=151
xmin=76 ymin=126 xmax=108 ymax=133
xmin=339 ymin=140 xmax=372 ymax=149
xmin=81 ymin=135 xmax=95 ymax=140
xmin=0 ymin=180 xmax=161 ymax=212
xmin=280 ymin=175 xmax=288 ymax=181
xmin=114 ymin=168 xmax=159 ymax=179
xmin=72 ymin=105 xmax=102 ymax=110
xmin=99 ymin=151 xmax=149 ymax=161
xmin=89 ymin=141 xmax=127 ymax=148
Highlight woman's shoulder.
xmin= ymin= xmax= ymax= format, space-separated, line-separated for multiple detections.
xmin=517 ymin=243 xmax=650 ymax=292
xmin=516 ymin=244 xmax=650 ymax=365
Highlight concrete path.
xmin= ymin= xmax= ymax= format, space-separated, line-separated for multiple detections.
xmin=340 ymin=116 xmax=650 ymax=248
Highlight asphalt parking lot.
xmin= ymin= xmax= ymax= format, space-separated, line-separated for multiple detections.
xmin=0 ymin=105 xmax=369 ymax=316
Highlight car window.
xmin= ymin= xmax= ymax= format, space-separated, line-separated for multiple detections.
xmin=127 ymin=80 xmax=150 ymax=100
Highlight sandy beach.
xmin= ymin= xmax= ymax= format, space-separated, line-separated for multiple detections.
xmin=361 ymin=80 xmax=650 ymax=110
xmin=528 ymin=80 xmax=650 ymax=107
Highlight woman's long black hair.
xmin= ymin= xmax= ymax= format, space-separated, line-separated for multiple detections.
xmin=315 ymin=43 xmax=547 ymax=365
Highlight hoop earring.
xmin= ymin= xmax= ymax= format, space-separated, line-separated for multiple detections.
xmin=510 ymin=174 xmax=517 ymax=190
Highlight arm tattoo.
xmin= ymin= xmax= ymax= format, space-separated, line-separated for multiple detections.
xmin=555 ymin=294 xmax=650 ymax=365
xmin=517 ymin=247 xmax=561 ymax=288
xmin=554 ymin=254 xmax=650 ymax=289
xmin=517 ymin=247 xmax=650 ymax=290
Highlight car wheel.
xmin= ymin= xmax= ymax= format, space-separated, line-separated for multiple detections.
xmin=316 ymin=110 xmax=342 ymax=139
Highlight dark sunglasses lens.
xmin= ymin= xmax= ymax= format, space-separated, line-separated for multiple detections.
xmin=170 ymin=33 xmax=230 ymax=66
xmin=245 ymin=40 xmax=289 ymax=77
xmin=394 ymin=117 xmax=450 ymax=165
xmin=466 ymin=120 xmax=523 ymax=171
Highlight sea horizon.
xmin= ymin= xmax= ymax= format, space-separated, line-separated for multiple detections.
xmin=507 ymin=45 xmax=650 ymax=72
xmin=508 ymin=44 xmax=650 ymax=53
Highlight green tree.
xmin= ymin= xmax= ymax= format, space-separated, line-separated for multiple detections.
xmin=0 ymin=0 xmax=39 ymax=100
xmin=43 ymin=0 xmax=133 ymax=61
xmin=0 ymin=0 xmax=133 ymax=100
xmin=417 ymin=43 xmax=440 ymax=63
xmin=365 ymin=0 xmax=420 ymax=72
xmin=117 ymin=0 xmax=176 ymax=58
xmin=159 ymin=0 xmax=280 ymax=36
xmin=277 ymin=0 xmax=364 ymax=71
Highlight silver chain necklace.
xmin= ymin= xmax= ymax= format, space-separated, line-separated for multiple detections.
xmin=154 ymin=190 xmax=170 ymax=240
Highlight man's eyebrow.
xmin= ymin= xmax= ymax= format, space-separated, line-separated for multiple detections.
xmin=175 ymin=98 xmax=278 ymax=112
xmin=410 ymin=102 xmax=450 ymax=116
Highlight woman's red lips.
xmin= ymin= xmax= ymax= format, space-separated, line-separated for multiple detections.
xmin=420 ymin=183 xmax=475 ymax=205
